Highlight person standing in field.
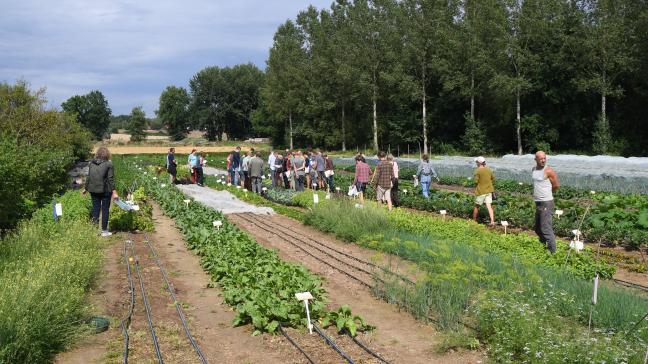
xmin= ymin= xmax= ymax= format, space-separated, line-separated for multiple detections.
xmin=353 ymin=155 xmax=371 ymax=205
xmin=372 ymin=151 xmax=394 ymax=211
xmin=249 ymin=152 xmax=264 ymax=194
xmin=268 ymin=150 xmax=277 ymax=187
xmin=472 ymin=156 xmax=495 ymax=225
xmin=324 ymin=153 xmax=335 ymax=193
xmin=196 ymin=152 xmax=206 ymax=186
xmin=309 ymin=151 xmax=318 ymax=189
xmin=274 ymin=153 xmax=285 ymax=188
xmin=315 ymin=149 xmax=326 ymax=190
xmin=242 ymin=151 xmax=252 ymax=190
xmin=166 ymin=147 xmax=177 ymax=184
xmin=83 ymin=147 xmax=119 ymax=237
xmin=229 ymin=146 xmax=241 ymax=186
xmin=188 ymin=149 xmax=198 ymax=184
xmin=293 ymin=151 xmax=306 ymax=191
xmin=387 ymin=154 xmax=399 ymax=207
xmin=532 ymin=151 xmax=560 ymax=253
xmin=416 ymin=154 xmax=438 ymax=198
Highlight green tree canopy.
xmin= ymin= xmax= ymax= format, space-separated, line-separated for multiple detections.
xmin=61 ymin=90 xmax=112 ymax=140
xmin=157 ymin=86 xmax=191 ymax=141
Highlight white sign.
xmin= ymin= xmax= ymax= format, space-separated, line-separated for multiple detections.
xmin=295 ymin=292 xmax=314 ymax=334
xmin=55 ymin=203 xmax=63 ymax=217
xmin=313 ymin=193 xmax=319 ymax=204
xmin=213 ymin=220 xmax=222 ymax=228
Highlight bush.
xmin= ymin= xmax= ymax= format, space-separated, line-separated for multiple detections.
xmin=0 ymin=81 xmax=92 ymax=230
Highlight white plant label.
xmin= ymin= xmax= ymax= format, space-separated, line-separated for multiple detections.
xmin=55 ymin=203 xmax=63 ymax=217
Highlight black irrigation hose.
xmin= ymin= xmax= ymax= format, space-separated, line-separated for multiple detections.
xmin=247 ymin=212 xmax=414 ymax=286
xmin=278 ymin=324 xmax=317 ymax=364
xmin=612 ymin=278 xmax=648 ymax=293
xmin=240 ymin=216 xmax=372 ymax=288
xmin=129 ymin=236 xmax=165 ymax=364
xmin=313 ymin=324 xmax=355 ymax=364
xmin=120 ymin=238 xmax=136 ymax=364
xmin=350 ymin=335 xmax=390 ymax=364
xmin=142 ymin=233 xmax=208 ymax=364
xmin=245 ymin=214 xmax=381 ymax=282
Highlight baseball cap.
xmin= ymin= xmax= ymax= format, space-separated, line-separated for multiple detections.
xmin=475 ymin=156 xmax=486 ymax=163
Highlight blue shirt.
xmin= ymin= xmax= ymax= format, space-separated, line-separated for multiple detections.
xmin=188 ymin=153 xmax=198 ymax=167
xmin=315 ymin=155 xmax=325 ymax=172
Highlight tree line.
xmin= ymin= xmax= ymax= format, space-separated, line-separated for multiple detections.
xmin=255 ymin=0 xmax=648 ymax=156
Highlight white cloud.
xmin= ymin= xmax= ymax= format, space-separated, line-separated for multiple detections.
xmin=0 ymin=0 xmax=332 ymax=114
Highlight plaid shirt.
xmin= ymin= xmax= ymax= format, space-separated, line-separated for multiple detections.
xmin=374 ymin=160 xmax=394 ymax=189
xmin=354 ymin=162 xmax=371 ymax=183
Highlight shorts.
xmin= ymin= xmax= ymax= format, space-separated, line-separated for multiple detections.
xmin=475 ymin=193 xmax=492 ymax=206
xmin=376 ymin=186 xmax=391 ymax=202
xmin=355 ymin=182 xmax=367 ymax=193
xmin=318 ymin=171 xmax=326 ymax=180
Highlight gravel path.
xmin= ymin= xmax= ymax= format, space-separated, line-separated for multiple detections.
xmin=176 ymin=184 xmax=274 ymax=215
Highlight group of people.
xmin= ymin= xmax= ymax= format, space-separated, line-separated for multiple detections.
xmin=165 ymin=145 xmax=560 ymax=255
xmin=267 ymin=149 xmax=335 ymax=192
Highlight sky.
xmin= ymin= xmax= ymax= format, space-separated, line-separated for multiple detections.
xmin=0 ymin=0 xmax=332 ymax=116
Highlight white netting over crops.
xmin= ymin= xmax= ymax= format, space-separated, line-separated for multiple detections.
xmin=334 ymin=154 xmax=648 ymax=194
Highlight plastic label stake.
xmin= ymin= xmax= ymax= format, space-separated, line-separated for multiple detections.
xmin=555 ymin=209 xmax=564 ymax=219
xmin=592 ymin=275 xmax=599 ymax=305
xmin=440 ymin=210 xmax=447 ymax=221
xmin=55 ymin=203 xmax=63 ymax=217
xmin=295 ymin=292 xmax=314 ymax=334
xmin=501 ymin=221 xmax=509 ymax=234
xmin=313 ymin=193 xmax=319 ymax=204
xmin=212 ymin=220 xmax=222 ymax=229
xmin=183 ymin=199 xmax=191 ymax=208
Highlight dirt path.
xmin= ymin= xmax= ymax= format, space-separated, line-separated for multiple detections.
xmin=228 ymin=213 xmax=484 ymax=364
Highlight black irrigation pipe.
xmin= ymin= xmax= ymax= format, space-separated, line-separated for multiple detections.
xmin=245 ymin=214 xmax=381 ymax=282
xmin=278 ymin=324 xmax=317 ymax=364
xmin=129 ymin=236 xmax=165 ymax=364
xmin=313 ymin=324 xmax=355 ymax=364
xmin=350 ymin=335 xmax=390 ymax=364
xmin=120 ymin=238 xmax=136 ymax=364
xmin=240 ymin=216 xmax=372 ymax=288
xmin=143 ymin=233 xmax=208 ymax=364
xmin=247 ymin=212 xmax=414 ymax=286
xmin=612 ymin=278 xmax=648 ymax=293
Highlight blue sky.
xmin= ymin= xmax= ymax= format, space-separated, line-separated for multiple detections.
xmin=0 ymin=1 xmax=332 ymax=116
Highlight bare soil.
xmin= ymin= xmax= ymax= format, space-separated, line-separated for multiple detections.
xmin=228 ymin=213 xmax=485 ymax=364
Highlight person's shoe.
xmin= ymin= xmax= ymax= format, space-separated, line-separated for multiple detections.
xmin=101 ymin=230 xmax=112 ymax=237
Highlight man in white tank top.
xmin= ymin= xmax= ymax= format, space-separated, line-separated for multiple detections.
xmin=532 ymin=151 xmax=560 ymax=253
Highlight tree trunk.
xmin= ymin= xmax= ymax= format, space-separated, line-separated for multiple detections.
xmin=470 ymin=72 xmax=475 ymax=120
xmin=601 ymin=94 xmax=606 ymax=122
xmin=372 ymin=71 xmax=379 ymax=152
xmin=517 ymin=87 xmax=522 ymax=155
xmin=289 ymin=110 xmax=293 ymax=150
xmin=341 ymin=103 xmax=346 ymax=151
xmin=422 ymin=68 xmax=428 ymax=155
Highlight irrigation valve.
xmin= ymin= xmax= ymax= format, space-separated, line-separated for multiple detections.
xmin=295 ymin=291 xmax=314 ymax=334
xmin=555 ymin=209 xmax=564 ymax=219
xmin=501 ymin=221 xmax=509 ymax=234
xmin=212 ymin=220 xmax=222 ymax=229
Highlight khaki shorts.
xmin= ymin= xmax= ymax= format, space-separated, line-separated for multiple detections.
xmin=475 ymin=193 xmax=492 ymax=206
xmin=376 ymin=186 xmax=392 ymax=202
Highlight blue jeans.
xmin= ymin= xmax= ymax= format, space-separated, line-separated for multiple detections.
xmin=327 ymin=175 xmax=335 ymax=192
xmin=420 ymin=174 xmax=432 ymax=198
xmin=229 ymin=168 xmax=238 ymax=185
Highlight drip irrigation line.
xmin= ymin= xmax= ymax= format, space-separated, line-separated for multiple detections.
xmin=349 ymin=335 xmax=390 ymax=364
xmin=129 ymin=235 xmax=165 ymax=364
xmin=120 ymin=238 xmax=136 ymax=364
xmin=142 ymin=233 xmax=208 ymax=364
xmin=245 ymin=214 xmax=380 ymax=282
xmin=245 ymin=213 xmax=414 ymax=286
xmin=278 ymin=324 xmax=317 ymax=364
xmin=612 ymin=278 xmax=648 ymax=293
xmin=313 ymin=324 xmax=355 ymax=364
xmin=239 ymin=216 xmax=372 ymax=288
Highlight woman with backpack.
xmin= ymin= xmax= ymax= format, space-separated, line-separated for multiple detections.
xmin=416 ymin=154 xmax=439 ymax=199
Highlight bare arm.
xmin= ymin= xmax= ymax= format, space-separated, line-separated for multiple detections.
xmin=546 ymin=167 xmax=560 ymax=192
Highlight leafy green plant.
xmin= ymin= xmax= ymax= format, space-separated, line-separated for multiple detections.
xmin=320 ymin=305 xmax=374 ymax=337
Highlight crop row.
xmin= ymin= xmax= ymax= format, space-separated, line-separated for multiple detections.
xmin=303 ymin=200 xmax=648 ymax=362
xmin=0 ymin=191 xmax=102 ymax=363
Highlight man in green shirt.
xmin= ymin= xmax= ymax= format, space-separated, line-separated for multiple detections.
xmin=473 ymin=156 xmax=495 ymax=225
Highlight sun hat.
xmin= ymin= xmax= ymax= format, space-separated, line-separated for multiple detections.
xmin=475 ymin=156 xmax=486 ymax=164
